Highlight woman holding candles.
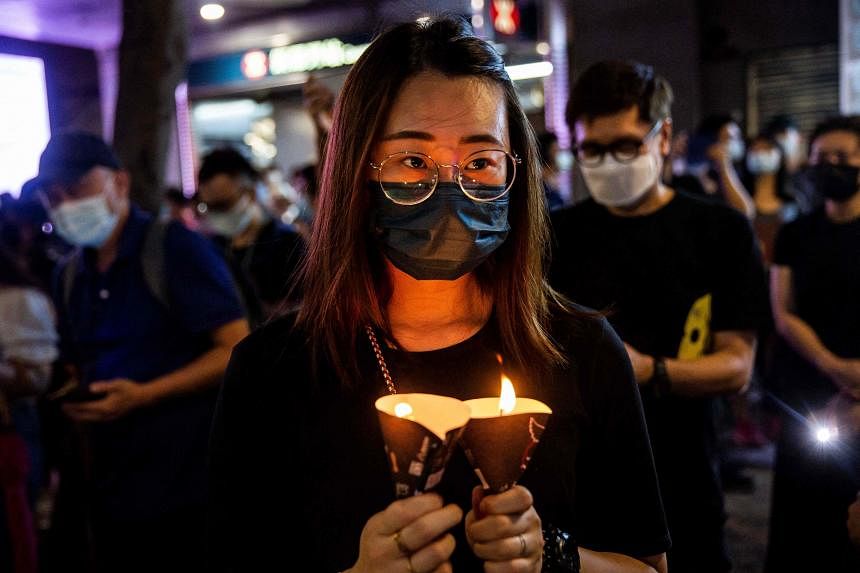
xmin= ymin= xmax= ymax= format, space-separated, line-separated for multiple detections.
xmin=208 ymin=16 xmax=670 ymax=573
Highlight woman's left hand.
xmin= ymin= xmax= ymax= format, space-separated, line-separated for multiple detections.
xmin=465 ymin=485 xmax=543 ymax=572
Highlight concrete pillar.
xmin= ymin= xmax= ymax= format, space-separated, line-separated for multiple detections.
xmin=113 ymin=0 xmax=187 ymax=213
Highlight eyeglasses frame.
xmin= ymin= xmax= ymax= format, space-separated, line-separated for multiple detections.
xmin=369 ymin=148 xmax=522 ymax=205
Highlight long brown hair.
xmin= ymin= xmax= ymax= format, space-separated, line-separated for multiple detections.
xmin=296 ymin=16 xmax=570 ymax=385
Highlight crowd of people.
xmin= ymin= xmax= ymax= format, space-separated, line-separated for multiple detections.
xmin=0 ymin=14 xmax=859 ymax=573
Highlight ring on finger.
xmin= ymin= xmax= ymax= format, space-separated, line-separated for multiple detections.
xmin=393 ymin=530 xmax=411 ymax=556
xmin=518 ymin=533 xmax=527 ymax=557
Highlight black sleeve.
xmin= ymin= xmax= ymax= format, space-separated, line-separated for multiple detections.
xmin=710 ymin=210 xmax=769 ymax=333
xmin=574 ymin=318 xmax=671 ymax=557
xmin=772 ymin=218 xmax=799 ymax=268
xmin=207 ymin=327 xmax=308 ymax=571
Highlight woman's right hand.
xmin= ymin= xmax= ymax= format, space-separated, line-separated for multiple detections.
xmin=346 ymin=492 xmax=463 ymax=573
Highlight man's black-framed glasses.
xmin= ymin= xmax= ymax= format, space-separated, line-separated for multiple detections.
xmin=369 ymin=149 xmax=521 ymax=206
xmin=574 ymin=120 xmax=664 ymax=167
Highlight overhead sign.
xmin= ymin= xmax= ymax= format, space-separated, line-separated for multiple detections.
xmin=189 ymin=37 xmax=369 ymax=88
xmin=268 ymin=38 xmax=368 ymax=75
xmin=238 ymin=38 xmax=369 ymax=80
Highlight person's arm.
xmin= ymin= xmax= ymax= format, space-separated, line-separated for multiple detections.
xmin=715 ymin=159 xmax=755 ymax=219
xmin=848 ymin=493 xmax=860 ymax=548
xmin=579 ymin=548 xmax=667 ymax=573
xmin=709 ymin=144 xmax=755 ymax=218
xmin=132 ymin=318 xmax=248 ymax=403
xmin=63 ymin=318 xmax=249 ymax=422
xmin=771 ymin=265 xmax=860 ymax=397
xmin=626 ymin=330 xmax=756 ymax=397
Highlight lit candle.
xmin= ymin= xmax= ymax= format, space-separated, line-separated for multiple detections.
xmin=461 ymin=372 xmax=552 ymax=493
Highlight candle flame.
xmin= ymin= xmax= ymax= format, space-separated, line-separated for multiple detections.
xmin=499 ymin=376 xmax=516 ymax=414
xmin=394 ymin=402 xmax=414 ymax=419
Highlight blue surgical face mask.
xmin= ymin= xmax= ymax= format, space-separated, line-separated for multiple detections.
xmin=49 ymin=193 xmax=119 ymax=248
xmin=371 ymin=182 xmax=510 ymax=280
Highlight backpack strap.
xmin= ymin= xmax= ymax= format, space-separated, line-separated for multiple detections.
xmin=141 ymin=218 xmax=170 ymax=310
xmin=61 ymin=251 xmax=80 ymax=316
xmin=59 ymin=219 xmax=171 ymax=333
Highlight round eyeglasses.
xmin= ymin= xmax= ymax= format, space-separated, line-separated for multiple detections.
xmin=574 ymin=120 xmax=663 ymax=167
xmin=369 ymin=149 xmax=521 ymax=205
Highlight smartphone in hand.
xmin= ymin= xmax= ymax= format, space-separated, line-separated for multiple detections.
xmin=47 ymin=381 xmax=105 ymax=403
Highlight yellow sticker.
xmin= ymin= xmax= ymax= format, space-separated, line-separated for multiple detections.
xmin=677 ymin=293 xmax=711 ymax=359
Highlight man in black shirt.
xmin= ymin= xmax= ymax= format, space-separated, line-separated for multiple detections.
xmin=550 ymin=61 xmax=768 ymax=573
xmin=197 ymin=148 xmax=305 ymax=327
xmin=766 ymin=116 xmax=860 ymax=572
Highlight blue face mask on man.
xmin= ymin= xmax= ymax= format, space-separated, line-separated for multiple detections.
xmin=49 ymin=191 xmax=120 ymax=248
xmin=371 ymin=183 xmax=510 ymax=280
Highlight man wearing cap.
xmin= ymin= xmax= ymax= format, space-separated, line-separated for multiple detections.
xmin=32 ymin=132 xmax=248 ymax=571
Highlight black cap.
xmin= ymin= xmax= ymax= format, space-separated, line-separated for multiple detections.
xmin=31 ymin=131 xmax=120 ymax=190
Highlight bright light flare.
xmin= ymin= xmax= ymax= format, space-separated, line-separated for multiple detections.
xmin=394 ymin=402 xmax=414 ymax=419
xmin=200 ymin=4 xmax=225 ymax=21
xmin=814 ymin=424 xmax=838 ymax=444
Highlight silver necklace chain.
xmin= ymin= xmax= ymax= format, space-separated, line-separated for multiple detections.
xmin=365 ymin=325 xmax=396 ymax=395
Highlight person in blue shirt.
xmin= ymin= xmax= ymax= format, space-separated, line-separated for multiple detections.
xmin=31 ymin=132 xmax=249 ymax=572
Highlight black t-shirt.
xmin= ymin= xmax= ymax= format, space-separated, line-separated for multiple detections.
xmin=768 ymin=209 xmax=860 ymax=573
xmin=549 ymin=192 xmax=768 ymax=570
xmin=771 ymin=209 xmax=860 ymax=410
xmin=214 ymin=219 xmax=305 ymax=328
xmin=208 ymin=309 xmax=670 ymax=572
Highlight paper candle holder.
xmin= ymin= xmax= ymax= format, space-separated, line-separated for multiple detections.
xmin=376 ymin=393 xmax=471 ymax=498
xmin=460 ymin=396 xmax=552 ymax=493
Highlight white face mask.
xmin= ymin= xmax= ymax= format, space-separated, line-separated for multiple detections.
xmin=746 ymin=149 xmax=781 ymax=175
xmin=776 ymin=130 xmax=800 ymax=161
xmin=205 ymin=194 xmax=259 ymax=238
xmin=49 ymin=193 xmax=119 ymax=248
xmin=727 ymin=139 xmax=746 ymax=162
xmin=580 ymin=147 xmax=661 ymax=208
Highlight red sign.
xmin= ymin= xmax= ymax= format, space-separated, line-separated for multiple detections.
xmin=490 ymin=0 xmax=520 ymax=35
xmin=241 ymin=50 xmax=269 ymax=80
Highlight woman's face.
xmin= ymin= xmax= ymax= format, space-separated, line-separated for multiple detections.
xmin=369 ymin=71 xmax=511 ymax=183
